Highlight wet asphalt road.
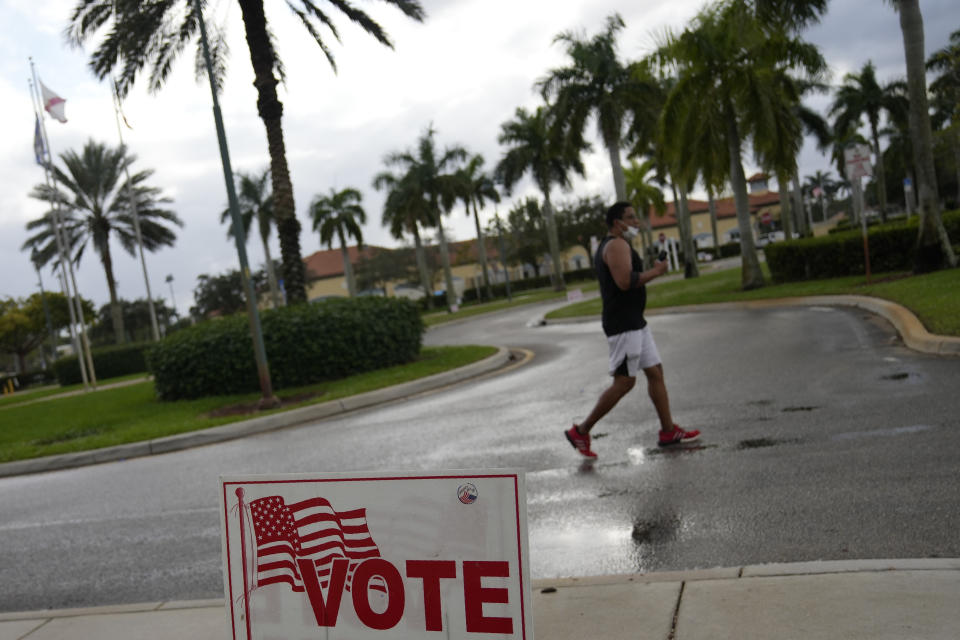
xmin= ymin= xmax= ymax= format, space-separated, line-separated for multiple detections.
xmin=1 ymin=299 xmax=959 ymax=612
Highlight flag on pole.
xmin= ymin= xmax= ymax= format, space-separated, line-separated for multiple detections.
xmin=33 ymin=115 xmax=47 ymax=166
xmin=40 ymin=81 xmax=67 ymax=123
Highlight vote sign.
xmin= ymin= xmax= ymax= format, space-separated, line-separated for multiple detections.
xmin=220 ymin=471 xmax=532 ymax=639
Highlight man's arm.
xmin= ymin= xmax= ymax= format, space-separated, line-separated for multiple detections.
xmin=604 ymin=238 xmax=668 ymax=291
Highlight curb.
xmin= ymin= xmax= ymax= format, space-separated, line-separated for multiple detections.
xmin=545 ymin=295 xmax=960 ymax=357
xmin=2 ymin=559 xmax=957 ymax=622
xmin=0 ymin=347 xmax=513 ymax=478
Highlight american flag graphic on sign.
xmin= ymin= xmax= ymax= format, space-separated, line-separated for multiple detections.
xmin=249 ymin=495 xmax=383 ymax=594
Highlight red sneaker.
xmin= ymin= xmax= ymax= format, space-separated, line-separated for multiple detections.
xmin=658 ymin=425 xmax=701 ymax=447
xmin=565 ymin=425 xmax=597 ymax=458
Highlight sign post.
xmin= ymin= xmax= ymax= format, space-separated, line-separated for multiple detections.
xmin=844 ymin=144 xmax=874 ymax=284
xmin=220 ymin=470 xmax=533 ymax=640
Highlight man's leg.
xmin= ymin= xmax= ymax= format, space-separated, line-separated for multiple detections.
xmin=577 ymin=374 xmax=635 ymax=435
xmin=642 ymin=364 xmax=673 ymax=431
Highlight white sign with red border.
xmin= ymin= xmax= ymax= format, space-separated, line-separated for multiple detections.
xmin=220 ymin=471 xmax=532 ymax=639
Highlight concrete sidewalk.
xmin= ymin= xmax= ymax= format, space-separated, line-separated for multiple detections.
xmin=2 ymin=559 xmax=957 ymax=639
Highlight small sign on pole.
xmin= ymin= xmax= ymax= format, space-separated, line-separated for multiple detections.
xmin=220 ymin=471 xmax=533 ymax=640
xmin=843 ymin=143 xmax=873 ymax=181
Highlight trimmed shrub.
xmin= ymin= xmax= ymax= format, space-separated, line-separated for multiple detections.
xmin=765 ymin=210 xmax=960 ymax=282
xmin=147 ymin=297 xmax=424 ymax=400
xmin=53 ymin=343 xmax=149 ymax=386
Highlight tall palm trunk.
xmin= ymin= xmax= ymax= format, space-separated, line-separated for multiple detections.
xmin=541 ymin=192 xmax=566 ymax=291
xmin=898 ymin=0 xmax=958 ymax=270
xmin=725 ymin=106 xmax=765 ymax=290
xmin=707 ymin=189 xmax=719 ymax=254
xmin=605 ymin=136 xmax=627 ymax=201
xmin=869 ymin=125 xmax=889 ymax=222
xmin=777 ymin=171 xmax=794 ymax=240
xmin=471 ymin=200 xmax=493 ymax=300
xmin=432 ymin=201 xmax=456 ymax=308
xmin=339 ymin=236 xmax=356 ymax=297
xmin=97 ymin=230 xmax=126 ymax=344
xmin=260 ymin=233 xmax=282 ymax=307
xmin=412 ymin=224 xmax=432 ymax=307
xmin=792 ymin=177 xmax=806 ymax=233
xmin=675 ymin=181 xmax=698 ymax=278
xmin=238 ymin=0 xmax=307 ymax=303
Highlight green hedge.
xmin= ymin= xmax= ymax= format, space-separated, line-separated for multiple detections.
xmin=53 ymin=343 xmax=149 ymax=386
xmin=764 ymin=210 xmax=960 ymax=282
xmin=146 ymin=296 xmax=424 ymax=400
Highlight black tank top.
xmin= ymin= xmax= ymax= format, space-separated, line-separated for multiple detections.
xmin=595 ymin=236 xmax=647 ymax=336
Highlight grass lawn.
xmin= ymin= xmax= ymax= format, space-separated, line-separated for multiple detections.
xmin=0 ymin=345 xmax=496 ymax=463
xmin=0 ymin=373 xmax=151 ymax=410
xmin=546 ymin=265 xmax=960 ymax=337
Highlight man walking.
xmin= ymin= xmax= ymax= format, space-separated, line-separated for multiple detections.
xmin=565 ymin=201 xmax=700 ymax=459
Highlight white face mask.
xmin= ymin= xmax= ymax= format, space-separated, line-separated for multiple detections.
xmin=622 ymin=224 xmax=639 ymax=240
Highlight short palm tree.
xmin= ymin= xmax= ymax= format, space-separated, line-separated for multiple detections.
xmin=455 ymin=155 xmax=500 ymax=300
xmin=496 ymin=106 xmax=588 ymax=291
xmin=23 ymin=140 xmax=182 ymax=344
xmin=309 ymin=188 xmax=367 ymax=297
xmin=657 ymin=1 xmax=824 ymax=290
xmin=383 ymin=127 xmax=466 ymax=309
xmin=829 ymin=61 xmax=906 ymax=222
xmin=623 ymin=158 xmax=666 ymax=258
xmin=67 ymin=0 xmax=425 ymax=303
xmin=219 ymin=169 xmax=282 ymax=308
xmin=373 ymin=167 xmax=435 ymax=305
xmin=538 ymin=13 xmax=658 ymax=201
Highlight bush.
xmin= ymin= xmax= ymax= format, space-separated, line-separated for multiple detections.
xmin=53 ymin=343 xmax=150 ymax=386
xmin=147 ymin=297 xmax=424 ymax=400
xmin=765 ymin=210 xmax=960 ymax=282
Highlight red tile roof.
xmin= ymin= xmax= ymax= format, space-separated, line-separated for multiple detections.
xmin=647 ymin=191 xmax=781 ymax=229
xmin=303 ymin=239 xmax=502 ymax=280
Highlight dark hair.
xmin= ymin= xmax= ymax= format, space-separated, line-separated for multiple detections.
xmin=606 ymin=201 xmax=633 ymax=228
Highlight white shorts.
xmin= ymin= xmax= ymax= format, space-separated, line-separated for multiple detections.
xmin=607 ymin=327 xmax=661 ymax=377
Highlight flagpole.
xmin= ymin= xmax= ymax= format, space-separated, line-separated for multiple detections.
xmin=110 ymin=79 xmax=160 ymax=342
xmin=29 ymin=61 xmax=98 ymax=388
xmin=28 ymin=77 xmax=88 ymax=390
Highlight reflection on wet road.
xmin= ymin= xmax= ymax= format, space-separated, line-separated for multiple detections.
xmin=1 ymin=301 xmax=959 ymax=611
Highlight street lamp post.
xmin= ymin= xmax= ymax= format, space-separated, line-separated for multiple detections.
xmin=165 ymin=274 xmax=176 ymax=318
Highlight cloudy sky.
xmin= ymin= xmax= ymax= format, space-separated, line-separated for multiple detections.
xmin=1 ymin=0 xmax=956 ymax=313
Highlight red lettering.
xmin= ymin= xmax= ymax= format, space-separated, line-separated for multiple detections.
xmin=352 ymin=558 xmax=405 ymax=630
xmin=463 ymin=561 xmax=513 ymax=634
xmin=406 ymin=560 xmax=457 ymax=631
xmin=298 ymin=557 xmax=349 ymax=627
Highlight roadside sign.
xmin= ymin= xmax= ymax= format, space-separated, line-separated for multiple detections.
xmin=760 ymin=212 xmax=772 ymax=225
xmin=220 ymin=471 xmax=532 ymax=640
xmin=903 ymin=177 xmax=913 ymax=192
xmin=566 ymin=288 xmax=583 ymax=302
xmin=844 ymin=144 xmax=873 ymax=180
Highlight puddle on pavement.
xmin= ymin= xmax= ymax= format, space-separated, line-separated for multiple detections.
xmin=747 ymin=399 xmax=774 ymax=406
xmin=782 ymin=406 xmax=818 ymax=412
xmin=881 ymin=372 xmax=910 ymax=381
xmin=631 ymin=515 xmax=681 ymax=545
xmin=737 ymin=437 xmax=803 ymax=450
xmin=832 ymin=424 xmax=934 ymax=441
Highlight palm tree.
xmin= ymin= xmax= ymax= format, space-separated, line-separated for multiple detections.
xmin=803 ymin=170 xmax=837 ymax=222
xmin=23 ymin=140 xmax=182 ymax=344
xmin=928 ymin=29 xmax=960 ymax=208
xmin=383 ymin=126 xmax=466 ymax=309
xmin=373 ymin=168 xmax=435 ymax=306
xmin=67 ymin=0 xmax=426 ymax=304
xmin=829 ymin=61 xmax=907 ymax=223
xmin=623 ymin=158 xmax=666 ymax=260
xmin=496 ymin=106 xmax=588 ymax=291
xmin=455 ymin=155 xmax=500 ymax=301
xmin=219 ymin=169 xmax=282 ymax=308
xmin=538 ymin=13 xmax=657 ymax=201
xmin=658 ymin=0 xmax=824 ymax=290
xmin=309 ymin=188 xmax=367 ymax=297
xmin=891 ymin=0 xmax=958 ymax=270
